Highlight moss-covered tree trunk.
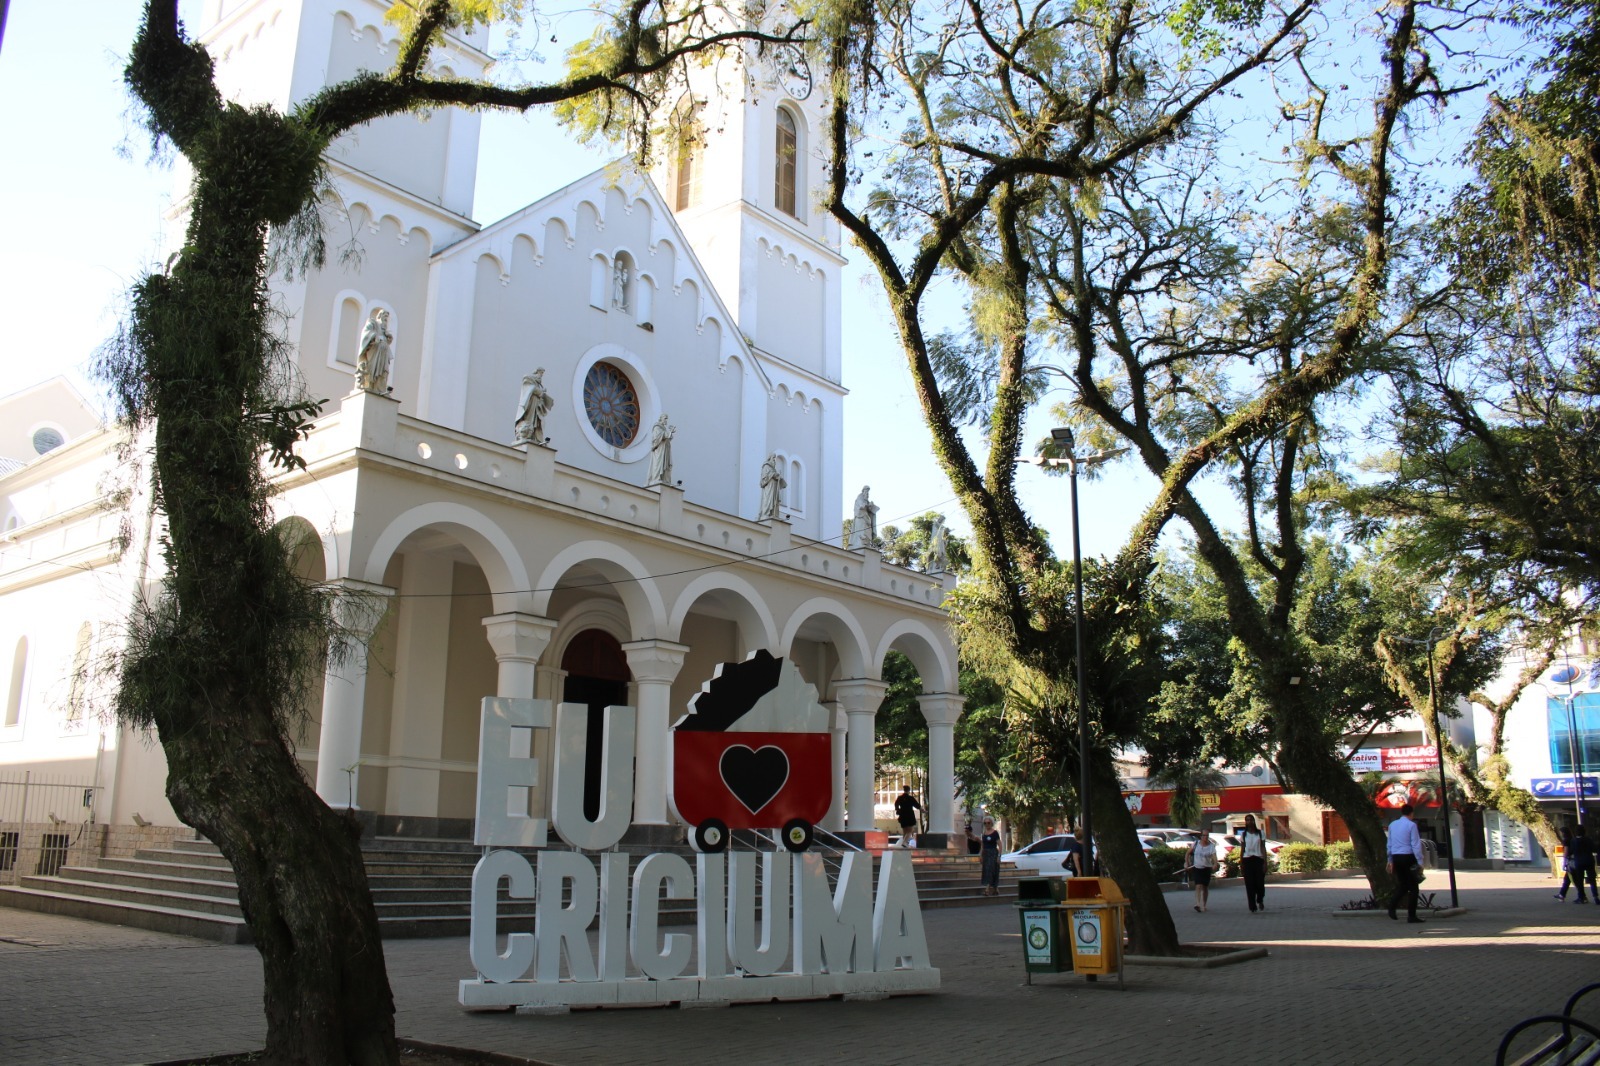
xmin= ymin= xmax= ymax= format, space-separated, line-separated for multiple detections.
xmin=112 ymin=1 xmax=801 ymax=1061
xmin=134 ymin=175 xmax=399 ymax=1066
xmin=161 ymin=701 xmax=395 ymax=1064
xmin=1085 ymin=749 xmax=1175 ymax=955
xmin=1274 ymin=691 xmax=1391 ymax=894
xmin=115 ymin=7 xmax=399 ymax=1061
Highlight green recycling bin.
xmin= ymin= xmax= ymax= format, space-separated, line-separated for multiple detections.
xmin=1015 ymin=877 xmax=1070 ymax=980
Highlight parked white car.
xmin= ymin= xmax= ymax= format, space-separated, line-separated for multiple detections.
xmin=1139 ymin=828 xmax=1202 ymax=849
xmin=1001 ymin=834 xmax=1088 ymax=876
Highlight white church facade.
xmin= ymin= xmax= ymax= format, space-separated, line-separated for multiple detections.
xmin=0 ymin=0 xmax=962 ymax=869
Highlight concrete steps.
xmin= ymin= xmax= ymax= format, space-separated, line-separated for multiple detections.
xmin=0 ymin=836 xmax=1019 ymax=943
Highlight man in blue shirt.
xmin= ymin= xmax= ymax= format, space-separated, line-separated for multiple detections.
xmin=1386 ymin=803 xmax=1427 ymax=923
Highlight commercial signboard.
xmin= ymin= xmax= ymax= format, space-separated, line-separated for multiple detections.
xmin=1530 ymin=775 xmax=1600 ymax=799
xmin=1122 ymin=785 xmax=1280 ymax=816
xmin=1348 ymin=745 xmax=1437 ymax=773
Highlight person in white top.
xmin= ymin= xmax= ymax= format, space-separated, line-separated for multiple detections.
xmin=1188 ymin=833 xmax=1218 ymax=912
xmin=1386 ymin=803 xmax=1427 ymax=923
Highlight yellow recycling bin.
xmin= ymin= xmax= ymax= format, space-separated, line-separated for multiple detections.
xmin=1063 ymin=877 xmax=1129 ymax=986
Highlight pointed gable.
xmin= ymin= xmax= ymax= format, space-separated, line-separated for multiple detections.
xmin=416 ymin=164 xmax=770 ymax=515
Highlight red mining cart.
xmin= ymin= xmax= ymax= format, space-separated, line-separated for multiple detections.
xmin=671 ymin=730 xmax=832 ymax=853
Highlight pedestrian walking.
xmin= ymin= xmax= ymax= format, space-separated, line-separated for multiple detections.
xmin=1568 ymin=827 xmax=1597 ymax=903
xmin=1237 ymin=814 xmax=1268 ymax=912
xmin=1554 ymin=825 xmax=1576 ymax=900
xmin=894 ymin=786 xmax=923 ymax=848
xmin=980 ymin=818 xmax=1001 ymax=896
xmin=1188 ymin=832 xmax=1218 ymax=912
xmin=1387 ymin=802 xmax=1427 ymax=923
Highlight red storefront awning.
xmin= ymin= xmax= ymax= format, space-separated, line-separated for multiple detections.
xmin=1123 ymin=784 xmax=1282 ymax=817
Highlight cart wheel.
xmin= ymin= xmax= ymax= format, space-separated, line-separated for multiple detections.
xmin=781 ymin=819 xmax=814 ymax=852
xmin=691 ymin=819 xmax=729 ymax=853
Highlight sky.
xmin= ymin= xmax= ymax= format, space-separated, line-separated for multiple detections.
xmin=0 ymin=0 xmax=1209 ymax=563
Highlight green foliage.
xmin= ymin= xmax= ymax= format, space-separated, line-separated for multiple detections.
xmin=1450 ymin=0 xmax=1600 ymax=298
xmin=1325 ymin=840 xmax=1358 ymax=869
xmin=1147 ymin=759 xmax=1227 ymax=832
xmin=1274 ymin=842 xmax=1327 ymax=873
xmin=384 ymin=0 xmax=527 ymax=35
xmin=554 ymin=2 xmax=811 ymax=158
xmin=1147 ymin=539 xmax=1403 ymax=787
xmin=879 ymin=512 xmax=971 ymax=573
xmin=1147 ymin=845 xmax=1189 ymax=883
xmin=874 ymin=652 xmax=930 ymax=772
xmin=1341 ymin=291 xmax=1600 ymax=600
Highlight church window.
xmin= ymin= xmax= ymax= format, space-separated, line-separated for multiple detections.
xmin=31 ymin=427 xmax=65 ymax=455
xmin=583 ymin=361 xmax=642 ymax=447
xmin=333 ymin=295 xmax=364 ymax=367
xmin=673 ymin=98 xmax=704 ymax=211
xmin=66 ymin=623 xmax=92 ymax=728
xmin=5 ymin=637 xmax=27 ymax=728
xmin=775 ymin=107 xmax=799 ymax=218
xmin=788 ymin=457 xmax=806 ymax=516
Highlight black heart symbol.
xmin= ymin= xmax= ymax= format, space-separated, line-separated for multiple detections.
xmin=719 ymin=745 xmax=790 ymax=815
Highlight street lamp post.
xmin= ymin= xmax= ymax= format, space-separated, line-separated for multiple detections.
xmin=1395 ymin=627 xmax=1459 ymax=908
xmin=1550 ymin=658 xmax=1590 ymax=826
xmin=1020 ymin=428 xmax=1127 ymax=872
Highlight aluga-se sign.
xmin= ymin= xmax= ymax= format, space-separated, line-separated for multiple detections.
xmin=459 ymin=657 xmax=940 ymax=1010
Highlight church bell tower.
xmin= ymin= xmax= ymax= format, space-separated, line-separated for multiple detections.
xmin=651 ymin=41 xmax=844 ymax=386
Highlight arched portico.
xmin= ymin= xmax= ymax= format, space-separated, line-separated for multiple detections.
xmin=361 ymin=500 xmax=533 ymax=615
xmin=316 ymin=505 xmax=527 ymax=815
xmin=537 ymin=551 xmax=678 ymax=826
xmin=780 ymin=599 xmax=877 ymax=832
xmin=668 ymin=572 xmax=780 ymax=652
xmin=532 ymin=540 xmax=668 ymax=638
xmin=876 ymin=622 xmax=964 ymax=839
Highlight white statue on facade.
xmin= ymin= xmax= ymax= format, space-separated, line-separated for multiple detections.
xmin=925 ymin=514 xmax=949 ymax=573
xmin=647 ymin=414 xmax=675 ymax=486
xmin=513 ymin=369 xmax=555 ymax=445
xmin=355 ymin=308 xmax=393 ymax=394
xmin=758 ymin=454 xmax=787 ymax=521
xmin=850 ymin=485 xmax=879 ymax=550
xmin=612 ymin=261 xmax=630 ymax=311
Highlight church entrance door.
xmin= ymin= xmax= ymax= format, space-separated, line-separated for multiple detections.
xmin=561 ymin=630 xmax=633 ymax=822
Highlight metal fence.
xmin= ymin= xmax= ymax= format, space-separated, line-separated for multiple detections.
xmin=0 ymin=772 xmax=98 ymax=884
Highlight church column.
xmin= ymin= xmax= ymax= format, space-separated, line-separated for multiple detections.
xmin=918 ymin=693 xmax=966 ymax=838
xmin=835 ymin=679 xmax=887 ymax=831
xmin=482 ymin=613 xmax=558 ymax=817
xmin=314 ymin=580 xmax=395 ymax=809
xmin=482 ymin=613 xmax=556 ymax=703
xmin=826 ymin=701 xmax=847 ymax=831
xmin=622 ymin=639 xmax=690 ymax=825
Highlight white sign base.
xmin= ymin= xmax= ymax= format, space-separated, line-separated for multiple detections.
xmin=460 ymin=967 xmax=941 ymax=1011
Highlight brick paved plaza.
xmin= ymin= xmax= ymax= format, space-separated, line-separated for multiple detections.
xmin=1 ymin=869 xmax=1596 ymax=1065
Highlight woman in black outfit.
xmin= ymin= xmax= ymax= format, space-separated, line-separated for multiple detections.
xmin=980 ymin=818 xmax=1002 ymax=896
